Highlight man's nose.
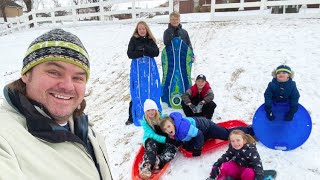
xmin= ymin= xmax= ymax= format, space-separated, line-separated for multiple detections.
xmin=58 ymin=77 xmax=74 ymax=91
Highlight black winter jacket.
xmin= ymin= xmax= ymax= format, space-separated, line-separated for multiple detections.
xmin=163 ymin=23 xmax=192 ymax=49
xmin=214 ymin=143 xmax=264 ymax=178
xmin=127 ymin=36 xmax=159 ymax=59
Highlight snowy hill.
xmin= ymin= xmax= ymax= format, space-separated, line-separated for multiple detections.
xmin=0 ymin=13 xmax=320 ymax=179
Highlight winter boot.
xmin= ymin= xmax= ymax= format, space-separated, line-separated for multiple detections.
xmin=125 ymin=118 xmax=133 ymax=125
xmin=126 ymin=101 xmax=133 ymax=125
xmin=139 ymin=162 xmax=151 ymax=179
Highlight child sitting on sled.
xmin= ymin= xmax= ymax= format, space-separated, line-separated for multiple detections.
xmin=139 ymin=99 xmax=181 ymax=179
xmin=159 ymin=112 xmax=254 ymax=157
xmin=206 ymin=130 xmax=264 ymax=180
xmin=264 ymin=65 xmax=300 ymax=121
xmin=181 ymin=74 xmax=217 ymax=119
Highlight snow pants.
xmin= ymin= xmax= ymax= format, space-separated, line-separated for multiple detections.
xmin=183 ymin=117 xmax=254 ymax=150
xmin=217 ymin=161 xmax=255 ymax=180
xmin=181 ymin=100 xmax=217 ymax=119
xmin=143 ymin=138 xmax=177 ymax=169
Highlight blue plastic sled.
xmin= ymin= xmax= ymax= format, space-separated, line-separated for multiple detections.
xmin=252 ymin=103 xmax=312 ymax=151
xmin=130 ymin=57 xmax=162 ymax=126
xmin=161 ymin=37 xmax=193 ymax=109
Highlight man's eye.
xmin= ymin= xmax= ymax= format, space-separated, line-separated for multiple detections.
xmin=48 ymin=71 xmax=59 ymax=76
xmin=74 ymin=77 xmax=85 ymax=82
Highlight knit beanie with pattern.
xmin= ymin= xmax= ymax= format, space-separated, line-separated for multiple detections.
xmin=275 ymin=65 xmax=292 ymax=74
xmin=22 ymin=29 xmax=90 ymax=80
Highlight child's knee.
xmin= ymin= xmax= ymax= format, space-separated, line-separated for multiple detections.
xmin=241 ymin=168 xmax=255 ymax=180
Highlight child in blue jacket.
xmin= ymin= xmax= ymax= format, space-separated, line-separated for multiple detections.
xmin=139 ymin=99 xmax=181 ymax=179
xmin=264 ymin=65 xmax=300 ymax=121
xmin=160 ymin=112 xmax=254 ymax=157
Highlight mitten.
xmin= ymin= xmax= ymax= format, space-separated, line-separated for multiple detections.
xmin=209 ymin=165 xmax=220 ymax=179
xmin=192 ymin=148 xmax=202 ymax=157
xmin=196 ymin=102 xmax=204 ymax=113
xmin=285 ymin=112 xmax=294 ymax=121
xmin=189 ymin=104 xmax=197 ymax=113
xmin=166 ymin=137 xmax=182 ymax=147
xmin=266 ymin=111 xmax=275 ymax=121
xmin=192 ymin=56 xmax=196 ymax=62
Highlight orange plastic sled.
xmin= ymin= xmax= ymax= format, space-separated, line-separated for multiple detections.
xmin=132 ymin=146 xmax=169 ymax=180
xmin=180 ymin=120 xmax=248 ymax=157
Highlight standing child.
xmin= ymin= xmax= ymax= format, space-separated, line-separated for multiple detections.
xmin=126 ymin=21 xmax=160 ymax=125
xmin=181 ymin=74 xmax=217 ymax=119
xmin=160 ymin=112 xmax=254 ymax=157
xmin=163 ymin=11 xmax=193 ymax=49
xmin=207 ymin=130 xmax=263 ymax=180
xmin=139 ymin=99 xmax=181 ymax=179
xmin=264 ymin=65 xmax=300 ymax=121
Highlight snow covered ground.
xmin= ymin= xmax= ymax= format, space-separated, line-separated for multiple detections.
xmin=1 ymin=13 xmax=320 ymax=179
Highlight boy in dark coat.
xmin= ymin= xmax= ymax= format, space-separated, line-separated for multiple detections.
xmin=160 ymin=112 xmax=254 ymax=157
xmin=181 ymin=74 xmax=217 ymax=119
xmin=163 ymin=11 xmax=193 ymax=49
xmin=264 ymin=65 xmax=300 ymax=121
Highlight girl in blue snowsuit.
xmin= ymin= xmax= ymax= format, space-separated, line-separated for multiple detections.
xmin=160 ymin=112 xmax=254 ymax=157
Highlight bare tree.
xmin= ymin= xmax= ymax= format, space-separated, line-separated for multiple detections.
xmin=22 ymin=0 xmax=33 ymax=27
xmin=88 ymin=0 xmax=99 ymax=20
xmin=0 ymin=0 xmax=10 ymax=23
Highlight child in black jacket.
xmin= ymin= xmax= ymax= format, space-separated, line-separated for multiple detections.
xmin=125 ymin=21 xmax=159 ymax=125
xmin=207 ymin=130 xmax=264 ymax=180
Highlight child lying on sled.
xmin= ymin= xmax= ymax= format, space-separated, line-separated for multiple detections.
xmin=159 ymin=112 xmax=254 ymax=157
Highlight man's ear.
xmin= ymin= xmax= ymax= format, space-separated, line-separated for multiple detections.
xmin=21 ymin=72 xmax=30 ymax=83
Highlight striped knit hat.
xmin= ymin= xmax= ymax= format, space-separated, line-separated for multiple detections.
xmin=22 ymin=29 xmax=90 ymax=80
xmin=275 ymin=65 xmax=292 ymax=74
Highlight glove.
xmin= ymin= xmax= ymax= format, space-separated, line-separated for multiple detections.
xmin=209 ymin=165 xmax=220 ymax=179
xmin=195 ymin=101 xmax=204 ymax=113
xmin=192 ymin=56 xmax=196 ymax=62
xmin=192 ymin=148 xmax=202 ymax=157
xmin=166 ymin=137 xmax=182 ymax=147
xmin=285 ymin=112 xmax=294 ymax=121
xmin=266 ymin=111 xmax=275 ymax=121
xmin=255 ymin=174 xmax=264 ymax=180
xmin=189 ymin=104 xmax=197 ymax=113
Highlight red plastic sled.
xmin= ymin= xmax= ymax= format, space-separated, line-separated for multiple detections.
xmin=132 ymin=146 xmax=170 ymax=180
xmin=180 ymin=120 xmax=248 ymax=157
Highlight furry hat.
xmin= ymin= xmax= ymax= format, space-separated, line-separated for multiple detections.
xmin=144 ymin=99 xmax=158 ymax=112
xmin=22 ymin=29 xmax=90 ymax=80
xmin=272 ymin=65 xmax=294 ymax=78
